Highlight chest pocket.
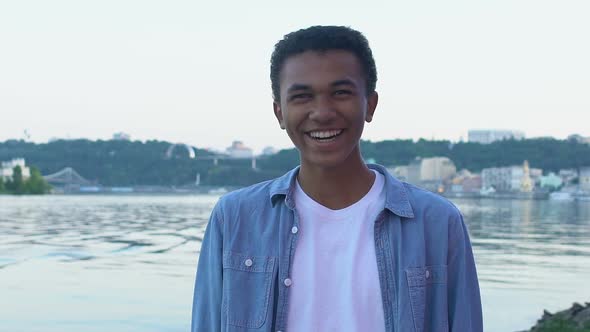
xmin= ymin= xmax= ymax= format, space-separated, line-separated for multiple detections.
xmin=406 ymin=265 xmax=449 ymax=332
xmin=222 ymin=251 xmax=276 ymax=329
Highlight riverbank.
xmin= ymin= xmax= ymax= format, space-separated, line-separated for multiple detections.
xmin=443 ymin=191 xmax=550 ymax=200
xmin=518 ymin=302 xmax=590 ymax=332
xmin=49 ymin=184 xmax=236 ymax=195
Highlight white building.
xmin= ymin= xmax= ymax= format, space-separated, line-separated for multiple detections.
xmin=406 ymin=159 xmax=422 ymax=184
xmin=481 ymin=161 xmax=537 ymax=192
xmin=482 ymin=167 xmax=517 ymax=191
xmin=468 ymin=130 xmax=525 ymax=144
xmin=226 ymin=141 xmax=253 ymax=159
xmin=1 ymin=158 xmax=31 ymax=180
xmin=112 ymin=132 xmax=131 ymax=141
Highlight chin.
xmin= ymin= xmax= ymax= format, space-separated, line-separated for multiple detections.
xmin=301 ymin=151 xmax=354 ymax=170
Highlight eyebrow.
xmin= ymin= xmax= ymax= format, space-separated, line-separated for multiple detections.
xmin=331 ymin=79 xmax=358 ymax=88
xmin=286 ymin=79 xmax=358 ymax=94
xmin=286 ymin=84 xmax=311 ymax=94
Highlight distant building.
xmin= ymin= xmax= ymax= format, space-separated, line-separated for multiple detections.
xmin=580 ymin=167 xmax=590 ymax=192
xmin=387 ymin=166 xmax=409 ymax=182
xmin=461 ymin=175 xmax=483 ymax=193
xmin=1 ymin=158 xmax=31 ymax=180
xmin=521 ymin=160 xmax=533 ymax=192
xmin=451 ymin=170 xmax=482 ymax=193
xmin=529 ymin=168 xmax=543 ymax=181
xmin=568 ymin=134 xmax=590 ymax=144
xmin=468 ymin=129 xmax=525 ymax=144
xmin=420 ymin=157 xmax=457 ymax=181
xmin=540 ymin=172 xmax=563 ymax=190
xmin=482 ymin=166 xmax=519 ymax=192
xmin=559 ymin=169 xmax=578 ymax=185
xmin=226 ymin=141 xmax=253 ymax=159
xmin=481 ymin=161 xmax=538 ymax=192
xmin=262 ymin=146 xmax=278 ymax=156
xmin=397 ymin=157 xmax=457 ymax=185
xmin=113 ymin=132 xmax=131 ymax=141
xmin=407 ymin=159 xmax=422 ymax=184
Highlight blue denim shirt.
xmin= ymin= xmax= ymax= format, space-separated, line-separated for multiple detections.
xmin=192 ymin=164 xmax=483 ymax=332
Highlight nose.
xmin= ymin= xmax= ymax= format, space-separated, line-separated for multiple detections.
xmin=308 ymin=95 xmax=337 ymax=123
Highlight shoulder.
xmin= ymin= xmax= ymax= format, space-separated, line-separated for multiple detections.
xmin=212 ymin=170 xmax=291 ymax=223
xmin=216 ymin=179 xmax=273 ymax=211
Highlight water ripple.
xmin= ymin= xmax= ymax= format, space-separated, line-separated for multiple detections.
xmin=1 ymin=195 xmax=589 ymax=332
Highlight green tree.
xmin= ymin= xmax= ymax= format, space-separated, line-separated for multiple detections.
xmin=2 ymin=138 xmax=590 ymax=187
xmin=25 ymin=167 xmax=51 ymax=194
xmin=8 ymin=166 xmax=26 ymax=194
xmin=0 ymin=176 xmax=5 ymax=193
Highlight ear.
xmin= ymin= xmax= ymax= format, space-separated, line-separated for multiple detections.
xmin=273 ymin=101 xmax=286 ymax=129
xmin=365 ymin=91 xmax=379 ymax=123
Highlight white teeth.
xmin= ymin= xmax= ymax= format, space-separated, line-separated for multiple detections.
xmin=309 ymin=130 xmax=343 ymax=139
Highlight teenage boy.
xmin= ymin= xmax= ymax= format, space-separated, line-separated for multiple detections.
xmin=192 ymin=25 xmax=483 ymax=332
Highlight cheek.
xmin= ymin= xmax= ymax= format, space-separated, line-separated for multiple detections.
xmin=283 ymin=123 xmax=301 ymax=142
xmin=353 ymin=109 xmax=368 ymax=126
xmin=354 ymin=122 xmax=366 ymax=136
xmin=284 ymin=111 xmax=304 ymax=132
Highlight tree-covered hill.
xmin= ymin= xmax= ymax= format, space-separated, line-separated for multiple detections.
xmin=0 ymin=139 xmax=218 ymax=186
xmin=1 ymin=137 xmax=589 ymax=187
xmin=360 ymin=137 xmax=590 ymax=172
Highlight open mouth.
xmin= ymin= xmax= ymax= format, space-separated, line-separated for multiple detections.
xmin=306 ymin=129 xmax=344 ymax=142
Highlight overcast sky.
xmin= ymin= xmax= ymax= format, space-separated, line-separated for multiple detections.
xmin=1 ymin=0 xmax=588 ymax=153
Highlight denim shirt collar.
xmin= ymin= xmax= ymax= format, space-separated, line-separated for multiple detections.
xmin=269 ymin=164 xmax=414 ymax=218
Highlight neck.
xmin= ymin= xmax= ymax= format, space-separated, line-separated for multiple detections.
xmin=297 ymin=152 xmax=375 ymax=210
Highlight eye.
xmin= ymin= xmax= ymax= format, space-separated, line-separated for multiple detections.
xmin=289 ymin=93 xmax=312 ymax=102
xmin=334 ymin=90 xmax=352 ymax=97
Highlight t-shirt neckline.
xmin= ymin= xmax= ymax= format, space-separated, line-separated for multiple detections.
xmin=294 ymin=170 xmax=385 ymax=219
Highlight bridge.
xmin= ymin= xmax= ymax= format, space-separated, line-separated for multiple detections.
xmin=42 ymin=144 xmax=260 ymax=189
xmin=43 ymin=167 xmax=93 ymax=187
xmin=193 ymin=155 xmax=258 ymax=169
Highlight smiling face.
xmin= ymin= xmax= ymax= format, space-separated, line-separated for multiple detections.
xmin=273 ymin=50 xmax=378 ymax=170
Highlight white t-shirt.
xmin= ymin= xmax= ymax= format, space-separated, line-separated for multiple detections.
xmin=286 ymin=170 xmax=386 ymax=332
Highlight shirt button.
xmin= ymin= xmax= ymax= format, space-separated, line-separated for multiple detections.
xmin=284 ymin=278 xmax=292 ymax=287
xmin=291 ymin=226 xmax=298 ymax=234
xmin=425 ymin=270 xmax=430 ymax=279
xmin=244 ymin=259 xmax=253 ymax=267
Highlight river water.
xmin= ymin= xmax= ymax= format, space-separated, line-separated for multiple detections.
xmin=0 ymin=195 xmax=589 ymax=332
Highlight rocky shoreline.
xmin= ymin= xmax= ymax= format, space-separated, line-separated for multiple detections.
xmin=518 ymin=302 xmax=590 ymax=332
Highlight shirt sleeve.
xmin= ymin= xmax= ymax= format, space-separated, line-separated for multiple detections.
xmin=191 ymin=203 xmax=224 ymax=332
xmin=447 ymin=211 xmax=483 ymax=331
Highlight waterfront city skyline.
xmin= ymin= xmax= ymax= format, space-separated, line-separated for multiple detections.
xmin=1 ymin=0 xmax=589 ymax=153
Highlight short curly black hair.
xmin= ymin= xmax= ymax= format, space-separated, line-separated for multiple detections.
xmin=270 ymin=25 xmax=377 ymax=102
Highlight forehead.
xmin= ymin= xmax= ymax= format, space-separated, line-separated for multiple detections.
xmin=279 ymin=50 xmax=365 ymax=90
